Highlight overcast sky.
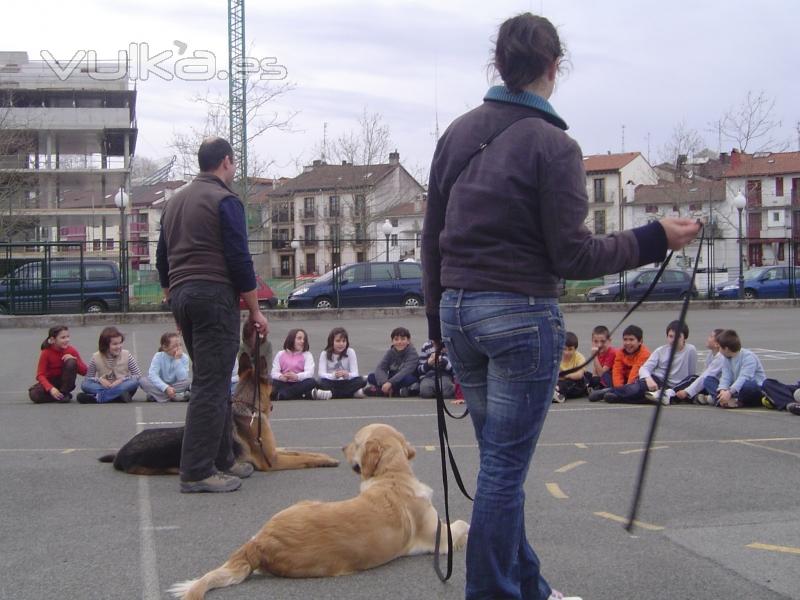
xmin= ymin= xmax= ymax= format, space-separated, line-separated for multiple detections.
xmin=5 ymin=0 xmax=799 ymax=181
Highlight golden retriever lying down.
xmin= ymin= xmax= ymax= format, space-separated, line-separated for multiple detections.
xmin=168 ymin=423 xmax=469 ymax=599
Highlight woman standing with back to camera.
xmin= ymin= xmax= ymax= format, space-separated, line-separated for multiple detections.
xmin=422 ymin=13 xmax=700 ymax=600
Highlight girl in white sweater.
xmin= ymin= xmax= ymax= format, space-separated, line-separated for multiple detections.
xmin=317 ymin=327 xmax=366 ymax=398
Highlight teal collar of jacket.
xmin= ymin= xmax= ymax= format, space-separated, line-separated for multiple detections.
xmin=484 ymin=85 xmax=568 ymax=131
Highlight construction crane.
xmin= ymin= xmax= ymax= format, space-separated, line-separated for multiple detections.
xmin=228 ymin=0 xmax=248 ymax=211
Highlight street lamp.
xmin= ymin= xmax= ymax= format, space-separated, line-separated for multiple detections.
xmin=290 ymin=239 xmax=300 ymax=289
xmin=732 ymin=191 xmax=747 ymax=299
xmin=381 ymin=219 xmax=392 ymax=261
xmin=114 ymin=188 xmax=129 ymax=312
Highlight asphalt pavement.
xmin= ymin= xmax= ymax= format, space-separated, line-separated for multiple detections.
xmin=1 ymin=307 xmax=799 ymax=600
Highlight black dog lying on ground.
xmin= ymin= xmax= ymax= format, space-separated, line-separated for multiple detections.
xmin=98 ymin=353 xmax=338 ymax=475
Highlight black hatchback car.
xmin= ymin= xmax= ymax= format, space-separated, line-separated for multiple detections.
xmin=585 ymin=268 xmax=697 ymax=302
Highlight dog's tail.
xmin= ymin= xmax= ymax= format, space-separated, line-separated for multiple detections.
xmin=97 ymin=453 xmax=116 ymax=463
xmin=168 ymin=541 xmax=260 ymax=600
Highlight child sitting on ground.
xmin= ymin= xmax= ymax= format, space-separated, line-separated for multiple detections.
xmin=140 ymin=332 xmax=191 ymax=403
xmin=78 ymin=326 xmax=143 ymax=403
xmin=28 ymin=325 xmax=88 ymax=404
xmin=603 ymin=320 xmax=696 ymax=405
xmin=715 ymin=329 xmax=767 ymax=409
xmin=317 ymin=327 xmax=366 ymax=399
xmin=271 ymin=328 xmax=331 ymax=400
xmin=365 ymin=327 xmax=419 ymax=397
xmin=675 ymin=328 xmax=724 ymax=405
xmin=417 ymin=339 xmax=455 ymax=399
xmin=585 ymin=325 xmax=616 ymax=390
xmin=589 ymin=325 xmax=650 ymax=402
xmin=554 ymin=331 xmax=587 ymax=403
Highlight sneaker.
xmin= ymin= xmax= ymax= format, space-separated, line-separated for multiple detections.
xmin=588 ymin=388 xmax=609 ymax=402
xmin=311 ymin=388 xmax=333 ymax=400
xmin=146 ymin=394 xmax=157 ymax=403
xmin=76 ymin=392 xmax=96 ymax=404
xmin=794 ymin=388 xmax=800 ymax=403
xmin=660 ymin=389 xmax=676 ymax=406
xmin=363 ymin=384 xmax=382 ymax=397
xmin=223 ymin=462 xmax=254 ymax=479
xmin=761 ymin=395 xmax=775 ymax=409
xmin=552 ymin=390 xmax=566 ymax=403
xmin=180 ymin=472 xmax=241 ymax=493
xmin=694 ymin=393 xmax=709 ymax=405
xmin=787 ymin=402 xmax=800 ymax=416
xmin=399 ymin=387 xmax=410 ymax=397
xmin=172 ymin=391 xmax=189 ymax=402
xmin=603 ymin=392 xmax=621 ymax=403
xmin=548 ymin=590 xmax=583 ymax=600
xmin=56 ymin=392 xmax=72 ymax=404
xmin=181 ymin=391 xmax=191 ymax=402
xmin=353 ymin=388 xmax=366 ymax=399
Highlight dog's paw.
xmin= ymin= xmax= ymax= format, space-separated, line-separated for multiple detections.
xmin=167 ymin=579 xmax=197 ymax=599
xmin=451 ymin=520 xmax=470 ymax=551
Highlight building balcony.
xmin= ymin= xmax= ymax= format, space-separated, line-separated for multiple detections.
xmin=301 ymin=239 xmax=319 ymax=248
xmin=271 ymin=213 xmax=294 ymax=224
xmin=298 ymin=209 xmax=317 ymax=222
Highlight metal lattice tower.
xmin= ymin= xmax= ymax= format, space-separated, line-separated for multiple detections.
xmin=228 ymin=0 xmax=247 ymax=204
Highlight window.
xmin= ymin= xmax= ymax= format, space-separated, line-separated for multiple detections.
xmin=415 ymin=232 xmax=422 ymax=248
xmin=399 ymin=263 xmax=422 ymax=279
xmin=390 ymin=218 xmax=399 ymax=227
xmin=343 ymin=264 xmax=367 ymax=283
xmin=304 ymin=225 xmax=316 ymax=240
xmin=371 ymin=263 xmax=395 ymax=281
xmin=776 ymin=177 xmax=784 ymax=197
xmin=636 ymin=271 xmax=656 ymax=285
xmin=354 ymin=194 xmax=366 ymax=215
xmin=328 ymin=195 xmax=340 ymax=217
xmin=85 ymin=264 xmax=115 ymax=281
xmin=303 ymin=197 xmax=314 ymax=217
xmin=593 ymin=179 xmax=605 ymax=203
xmin=593 ymin=210 xmax=606 ymax=234
xmin=390 ymin=234 xmax=398 ymax=247
xmin=330 ymin=224 xmax=341 ymax=244
xmin=688 ymin=203 xmax=701 ymax=212
xmin=51 ymin=264 xmax=81 ymax=282
xmin=662 ymin=270 xmax=686 ymax=283
xmin=777 ymin=243 xmax=785 ymax=262
xmin=105 ymin=238 xmax=115 ymax=250
xmin=92 ymin=239 xmax=101 ymax=251
xmin=305 ymin=253 xmax=316 ymax=274
xmin=645 ymin=205 xmax=658 ymax=213
xmin=354 ymin=223 xmax=366 ymax=242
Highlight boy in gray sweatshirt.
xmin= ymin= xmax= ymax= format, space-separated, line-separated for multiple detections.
xmin=365 ymin=327 xmax=419 ymax=397
xmin=605 ymin=320 xmax=697 ymax=405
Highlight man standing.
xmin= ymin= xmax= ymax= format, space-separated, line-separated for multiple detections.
xmin=157 ymin=137 xmax=269 ymax=493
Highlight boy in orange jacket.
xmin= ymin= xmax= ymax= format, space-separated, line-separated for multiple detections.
xmin=589 ymin=325 xmax=650 ymax=402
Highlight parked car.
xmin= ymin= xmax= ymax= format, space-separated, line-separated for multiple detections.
xmin=585 ymin=268 xmax=697 ymax=302
xmin=0 ymin=259 xmax=122 ymax=315
xmin=287 ymin=261 xmax=424 ymax=309
xmin=714 ymin=266 xmax=800 ymax=299
xmin=240 ymin=275 xmax=278 ymax=310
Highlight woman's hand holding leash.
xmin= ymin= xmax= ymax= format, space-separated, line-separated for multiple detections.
xmin=659 ymin=217 xmax=702 ymax=250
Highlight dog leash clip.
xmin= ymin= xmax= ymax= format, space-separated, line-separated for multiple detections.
xmin=249 ymin=411 xmax=256 ymax=427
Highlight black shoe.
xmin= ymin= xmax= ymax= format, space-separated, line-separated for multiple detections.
xmin=588 ymin=388 xmax=609 ymax=402
xmin=603 ymin=392 xmax=621 ymax=403
xmin=76 ymin=392 xmax=96 ymax=404
xmin=56 ymin=392 xmax=72 ymax=404
xmin=788 ymin=402 xmax=800 ymax=416
xmin=120 ymin=391 xmax=133 ymax=403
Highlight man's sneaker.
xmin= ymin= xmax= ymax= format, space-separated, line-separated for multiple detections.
xmin=552 ymin=390 xmax=566 ymax=403
xmin=694 ymin=393 xmax=709 ymax=405
xmin=761 ymin=395 xmax=775 ymax=409
xmin=548 ymin=590 xmax=583 ymax=600
xmin=223 ymin=462 xmax=254 ymax=479
xmin=644 ymin=390 xmax=658 ymax=403
xmin=399 ymin=386 xmax=410 ymax=397
xmin=588 ymin=388 xmax=609 ymax=402
xmin=603 ymin=392 xmax=621 ymax=403
xmin=76 ymin=392 xmax=96 ymax=404
xmin=787 ymin=402 xmax=800 ymax=416
xmin=180 ymin=472 xmax=241 ymax=493
xmin=311 ymin=388 xmax=333 ymax=400
xmin=181 ymin=391 xmax=191 ymax=402
xmin=353 ymin=388 xmax=366 ymax=398
xmin=661 ymin=389 xmax=676 ymax=406
xmin=794 ymin=388 xmax=800 ymax=403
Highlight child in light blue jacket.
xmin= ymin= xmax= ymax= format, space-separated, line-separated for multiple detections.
xmin=716 ymin=329 xmax=766 ymax=408
xmin=140 ymin=332 xmax=191 ymax=402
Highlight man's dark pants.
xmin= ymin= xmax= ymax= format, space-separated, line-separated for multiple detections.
xmin=170 ymin=281 xmax=240 ymax=482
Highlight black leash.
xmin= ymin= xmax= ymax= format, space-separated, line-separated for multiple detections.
xmin=626 ymin=224 xmax=705 ymax=531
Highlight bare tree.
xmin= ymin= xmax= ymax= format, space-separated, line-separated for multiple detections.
xmin=659 ymin=120 xmax=706 ymax=164
xmin=131 ymin=155 xmax=163 ymax=182
xmin=170 ymin=78 xmax=297 ymax=183
xmin=719 ymin=90 xmax=787 ymax=153
xmin=330 ymin=108 xmax=393 ymax=166
xmin=0 ymin=105 xmax=37 ymax=241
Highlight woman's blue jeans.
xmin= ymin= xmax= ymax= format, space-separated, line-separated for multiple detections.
xmin=440 ymin=290 xmax=565 ymax=600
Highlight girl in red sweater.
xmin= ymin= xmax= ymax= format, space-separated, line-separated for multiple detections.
xmin=29 ymin=325 xmax=88 ymax=403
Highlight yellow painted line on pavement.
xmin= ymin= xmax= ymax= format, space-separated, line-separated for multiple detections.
xmin=575 ymin=443 xmax=588 ymax=449
xmin=424 ymin=445 xmax=436 ymax=451
xmin=619 ymin=445 xmax=668 ymax=455
xmin=545 ymin=483 xmax=568 ymax=499
xmin=732 ymin=440 xmax=800 ymax=459
xmin=555 ymin=460 xmax=586 ymax=473
xmin=594 ymin=512 xmax=664 ymax=531
xmin=746 ymin=542 xmax=800 ymax=555
xmin=61 ymin=449 xmax=76 ymax=454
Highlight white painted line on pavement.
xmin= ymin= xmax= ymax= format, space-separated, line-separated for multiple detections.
xmin=594 ymin=511 xmax=664 ymax=531
xmin=546 ymin=483 xmax=568 ymax=499
xmin=619 ymin=445 xmax=669 ymax=455
xmin=746 ymin=542 xmax=800 ymax=555
xmin=61 ymin=449 xmax=75 ymax=454
xmin=554 ymin=460 xmax=586 ymax=473
xmin=135 ymin=405 xmax=161 ymax=600
xmin=731 ymin=440 xmax=800 ymax=459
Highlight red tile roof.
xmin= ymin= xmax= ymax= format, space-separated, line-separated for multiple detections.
xmin=583 ymin=152 xmax=642 ymax=173
xmin=631 ymin=180 xmax=726 ymax=205
xmin=723 ymin=151 xmax=800 ymax=178
xmin=269 ymin=163 xmax=396 ymax=197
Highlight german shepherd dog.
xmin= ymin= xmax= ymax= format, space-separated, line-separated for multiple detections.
xmin=98 ymin=352 xmax=339 ymax=474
